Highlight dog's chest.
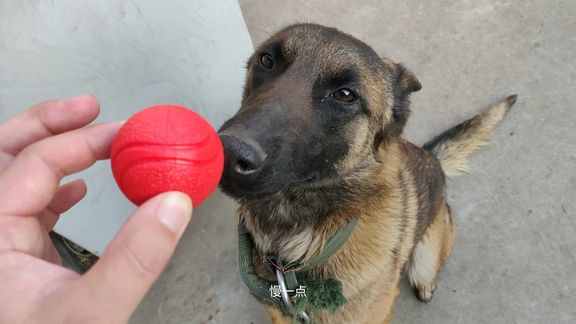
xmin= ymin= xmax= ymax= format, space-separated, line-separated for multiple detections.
xmin=248 ymin=222 xmax=315 ymax=264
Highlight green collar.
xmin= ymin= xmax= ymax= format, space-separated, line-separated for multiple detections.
xmin=237 ymin=219 xmax=358 ymax=323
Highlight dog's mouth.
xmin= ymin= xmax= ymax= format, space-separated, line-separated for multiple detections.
xmin=220 ymin=171 xmax=323 ymax=201
xmin=219 ymin=182 xmax=279 ymax=201
xmin=296 ymin=172 xmax=318 ymax=184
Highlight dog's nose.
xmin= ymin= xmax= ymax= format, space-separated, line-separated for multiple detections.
xmin=220 ymin=135 xmax=265 ymax=179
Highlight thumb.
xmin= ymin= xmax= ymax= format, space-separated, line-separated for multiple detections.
xmin=80 ymin=191 xmax=192 ymax=320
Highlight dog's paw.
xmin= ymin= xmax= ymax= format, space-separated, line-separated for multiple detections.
xmin=415 ymin=283 xmax=436 ymax=303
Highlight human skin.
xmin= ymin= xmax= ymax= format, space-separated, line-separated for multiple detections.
xmin=0 ymin=95 xmax=192 ymax=323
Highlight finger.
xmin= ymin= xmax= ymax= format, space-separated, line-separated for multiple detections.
xmin=40 ymin=180 xmax=88 ymax=231
xmin=49 ymin=179 xmax=87 ymax=214
xmin=0 ymin=215 xmax=58 ymax=261
xmin=0 ymin=122 xmax=122 ymax=216
xmin=0 ymin=151 xmax=12 ymax=172
xmin=78 ymin=192 xmax=192 ymax=321
xmin=0 ymin=95 xmax=100 ymax=158
xmin=0 ymin=180 xmax=87 ymax=259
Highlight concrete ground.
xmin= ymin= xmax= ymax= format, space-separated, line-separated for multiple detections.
xmin=132 ymin=1 xmax=576 ymax=323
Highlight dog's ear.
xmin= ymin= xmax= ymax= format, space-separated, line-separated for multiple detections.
xmin=394 ymin=64 xmax=422 ymax=94
xmin=382 ymin=59 xmax=421 ymax=137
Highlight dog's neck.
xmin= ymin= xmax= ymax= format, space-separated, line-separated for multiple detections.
xmin=238 ymin=189 xmax=329 ymax=263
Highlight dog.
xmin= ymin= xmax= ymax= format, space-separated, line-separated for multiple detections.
xmin=218 ymin=23 xmax=516 ymax=323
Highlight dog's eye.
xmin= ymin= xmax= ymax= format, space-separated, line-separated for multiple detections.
xmin=260 ymin=54 xmax=274 ymax=69
xmin=332 ymin=88 xmax=357 ymax=103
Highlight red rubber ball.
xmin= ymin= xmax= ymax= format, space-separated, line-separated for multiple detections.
xmin=110 ymin=105 xmax=224 ymax=206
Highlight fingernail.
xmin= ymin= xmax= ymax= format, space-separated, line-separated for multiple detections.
xmin=157 ymin=192 xmax=193 ymax=233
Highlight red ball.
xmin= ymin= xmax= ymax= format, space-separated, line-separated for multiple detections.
xmin=110 ymin=105 xmax=224 ymax=206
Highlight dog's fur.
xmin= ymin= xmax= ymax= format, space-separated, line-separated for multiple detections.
xmin=219 ymin=23 xmax=516 ymax=323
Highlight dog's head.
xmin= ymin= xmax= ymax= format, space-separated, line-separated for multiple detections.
xmin=219 ymin=24 xmax=420 ymax=201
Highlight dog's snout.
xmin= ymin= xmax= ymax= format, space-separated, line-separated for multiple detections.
xmin=220 ymin=135 xmax=265 ymax=179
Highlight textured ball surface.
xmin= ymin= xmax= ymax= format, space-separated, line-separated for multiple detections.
xmin=111 ymin=105 xmax=224 ymax=206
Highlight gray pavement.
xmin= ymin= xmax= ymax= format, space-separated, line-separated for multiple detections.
xmin=132 ymin=1 xmax=576 ymax=323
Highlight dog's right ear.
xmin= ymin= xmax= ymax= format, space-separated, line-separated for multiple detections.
xmin=382 ymin=59 xmax=421 ymax=137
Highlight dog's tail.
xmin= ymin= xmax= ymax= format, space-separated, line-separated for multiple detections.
xmin=423 ymin=95 xmax=518 ymax=177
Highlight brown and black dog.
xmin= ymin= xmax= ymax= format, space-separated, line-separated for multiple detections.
xmin=219 ymin=23 xmax=516 ymax=323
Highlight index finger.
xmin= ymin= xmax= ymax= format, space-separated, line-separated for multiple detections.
xmin=0 ymin=95 xmax=100 ymax=158
xmin=0 ymin=122 xmax=123 ymax=216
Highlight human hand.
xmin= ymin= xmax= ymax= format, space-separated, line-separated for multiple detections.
xmin=0 ymin=95 xmax=193 ymax=323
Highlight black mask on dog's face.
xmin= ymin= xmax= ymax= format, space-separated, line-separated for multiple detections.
xmin=218 ymin=24 xmax=420 ymax=200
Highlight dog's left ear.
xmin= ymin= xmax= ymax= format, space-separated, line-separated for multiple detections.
xmin=394 ymin=64 xmax=422 ymax=94
xmin=382 ymin=59 xmax=421 ymax=137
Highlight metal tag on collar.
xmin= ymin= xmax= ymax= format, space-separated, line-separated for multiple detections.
xmin=275 ymin=268 xmax=310 ymax=324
